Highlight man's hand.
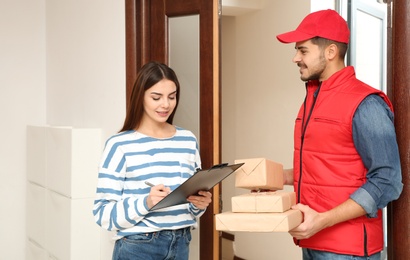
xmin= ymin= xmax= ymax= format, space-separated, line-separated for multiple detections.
xmin=289 ymin=203 xmax=329 ymax=239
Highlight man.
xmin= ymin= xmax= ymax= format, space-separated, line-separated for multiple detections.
xmin=276 ymin=9 xmax=403 ymax=260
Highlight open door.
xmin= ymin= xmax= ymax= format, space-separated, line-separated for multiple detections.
xmin=125 ymin=0 xmax=221 ymax=259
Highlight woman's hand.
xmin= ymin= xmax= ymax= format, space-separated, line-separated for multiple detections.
xmin=146 ymin=184 xmax=171 ymax=209
xmin=187 ymin=191 xmax=212 ymax=210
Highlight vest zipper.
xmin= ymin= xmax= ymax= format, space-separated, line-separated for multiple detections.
xmin=297 ymin=82 xmax=322 ymax=204
xmin=296 ymin=83 xmax=321 ymax=247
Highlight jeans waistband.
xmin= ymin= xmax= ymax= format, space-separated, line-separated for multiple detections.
xmin=156 ymin=227 xmax=190 ymax=235
xmin=124 ymin=227 xmax=191 ymax=240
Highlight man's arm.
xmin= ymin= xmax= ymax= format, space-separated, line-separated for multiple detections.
xmin=290 ymin=199 xmax=366 ymax=239
xmin=351 ymin=95 xmax=403 ymax=217
xmin=283 ymin=168 xmax=294 ymax=185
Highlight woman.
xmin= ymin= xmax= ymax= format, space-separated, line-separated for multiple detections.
xmin=93 ymin=61 xmax=212 ymax=260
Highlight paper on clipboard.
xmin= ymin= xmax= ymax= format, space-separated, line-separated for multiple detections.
xmin=149 ymin=163 xmax=244 ymax=211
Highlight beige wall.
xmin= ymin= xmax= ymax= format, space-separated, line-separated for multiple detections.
xmin=221 ymin=1 xmax=310 ymax=259
xmin=1 ymin=0 xmax=125 ymax=259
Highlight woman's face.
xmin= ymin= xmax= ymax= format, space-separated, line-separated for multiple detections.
xmin=142 ymin=79 xmax=177 ymax=125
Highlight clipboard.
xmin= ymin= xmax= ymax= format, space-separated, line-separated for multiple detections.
xmin=149 ymin=163 xmax=244 ymax=211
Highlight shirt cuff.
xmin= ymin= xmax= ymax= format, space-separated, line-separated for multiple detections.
xmin=136 ymin=196 xmax=150 ymax=215
xmin=189 ymin=203 xmax=206 ymax=216
xmin=350 ymin=188 xmax=378 ymax=218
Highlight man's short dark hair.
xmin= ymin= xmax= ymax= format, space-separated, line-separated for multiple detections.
xmin=311 ymin=36 xmax=348 ymax=59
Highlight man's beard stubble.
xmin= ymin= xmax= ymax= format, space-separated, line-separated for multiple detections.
xmin=299 ymin=53 xmax=327 ymax=82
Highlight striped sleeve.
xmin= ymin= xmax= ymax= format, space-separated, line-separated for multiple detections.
xmin=93 ymin=132 xmax=150 ymax=231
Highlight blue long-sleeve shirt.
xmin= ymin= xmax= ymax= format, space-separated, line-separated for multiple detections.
xmin=350 ymin=94 xmax=403 ymax=217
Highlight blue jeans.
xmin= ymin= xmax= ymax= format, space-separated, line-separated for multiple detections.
xmin=112 ymin=227 xmax=191 ymax=260
xmin=303 ymin=249 xmax=381 ymax=260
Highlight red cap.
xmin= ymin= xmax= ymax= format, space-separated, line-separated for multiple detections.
xmin=276 ymin=9 xmax=349 ymax=44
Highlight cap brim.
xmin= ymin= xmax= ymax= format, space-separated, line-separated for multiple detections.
xmin=276 ymin=30 xmax=314 ymax=44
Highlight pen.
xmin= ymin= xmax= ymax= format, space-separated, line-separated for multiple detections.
xmin=145 ymin=181 xmax=170 ymax=194
xmin=145 ymin=181 xmax=155 ymax=187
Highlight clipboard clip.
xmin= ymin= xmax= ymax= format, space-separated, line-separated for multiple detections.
xmin=209 ymin=163 xmax=228 ymax=170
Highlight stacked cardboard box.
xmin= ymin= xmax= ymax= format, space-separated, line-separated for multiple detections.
xmin=215 ymin=158 xmax=302 ymax=232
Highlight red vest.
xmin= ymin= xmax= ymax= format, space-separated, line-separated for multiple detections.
xmin=293 ymin=66 xmax=392 ymax=256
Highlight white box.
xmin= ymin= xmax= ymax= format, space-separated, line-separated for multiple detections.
xmin=27 ymin=126 xmax=47 ymax=187
xmin=27 ymin=183 xmax=47 ymax=248
xmin=46 ymin=126 xmax=101 ymax=198
xmin=46 ymin=190 xmax=101 ymax=260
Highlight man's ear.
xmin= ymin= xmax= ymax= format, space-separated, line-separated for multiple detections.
xmin=326 ymin=44 xmax=338 ymax=60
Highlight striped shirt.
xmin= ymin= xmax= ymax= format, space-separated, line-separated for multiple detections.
xmin=93 ymin=127 xmax=204 ymax=239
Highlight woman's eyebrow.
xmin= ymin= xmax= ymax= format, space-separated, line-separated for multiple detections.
xmin=150 ymin=90 xmax=177 ymax=95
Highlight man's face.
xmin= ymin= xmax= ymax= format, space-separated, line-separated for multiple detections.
xmin=292 ymin=39 xmax=327 ymax=82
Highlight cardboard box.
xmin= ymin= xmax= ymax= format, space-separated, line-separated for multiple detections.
xmin=232 ymin=191 xmax=296 ymax=213
xmin=215 ymin=210 xmax=302 ymax=232
xmin=235 ymin=158 xmax=283 ymax=190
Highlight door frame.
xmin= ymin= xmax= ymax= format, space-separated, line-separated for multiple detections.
xmin=386 ymin=0 xmax=410 ymax=258
xmin=125 ymin=0 xmax=221 ymax=259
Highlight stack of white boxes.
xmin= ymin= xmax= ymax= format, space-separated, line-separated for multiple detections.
xmin=216 ymin=158 xmax=302 ymax=232
xmin=26 ymin=125 xmax=103 ymax=260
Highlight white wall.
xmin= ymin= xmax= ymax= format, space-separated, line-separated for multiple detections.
xmin=0 ymin=1 xmax=46 ymax=259
xmin=46 ymin=0 xmax=125 ymax=136
xmin=221 ymin=1 xmax=310 ymax=259
xmin=0 ymin=0 xmax=125 ymax=259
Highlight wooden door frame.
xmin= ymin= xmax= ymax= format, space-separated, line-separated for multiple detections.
xmin=125 ymin=1 xmax=221 ymax=259
xmin=386 ymin=0 xmax=410 ymax=258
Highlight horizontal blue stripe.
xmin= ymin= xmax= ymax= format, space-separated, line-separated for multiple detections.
xmin=125 ymin=171 xmax=182 ymax=181
xmin=123 ymin=188 xmax=151 ymax=195
xmin=96 ymin=188 xmax=123 ymax=196
xmin=147 ymin=208 xmax=189 ymax=217
xmin=158 ymin=219 xmax=195 ymax=228
xmin=126 ymin=161 xmax=179 ymax=172
xmin=98 ymin=173 xmax=124 ymax=181
xmin=127 ymin=147 xmax=196 ymax=157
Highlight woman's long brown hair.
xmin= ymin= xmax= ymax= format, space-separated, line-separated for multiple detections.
xmin=119 ymin=61 xmax=181 ymax=132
